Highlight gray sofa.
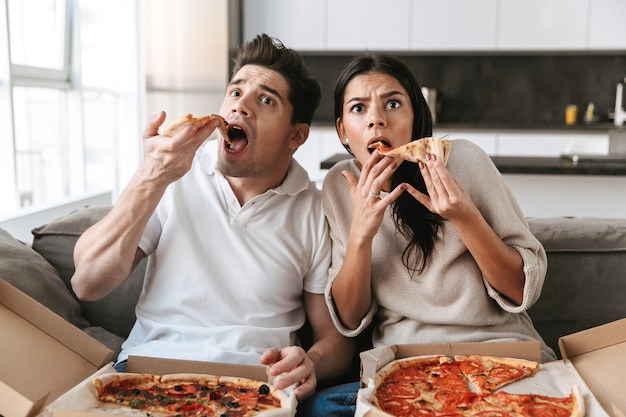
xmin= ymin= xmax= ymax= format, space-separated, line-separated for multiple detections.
xmin=1 ymin=206 xmax=625 ymax=366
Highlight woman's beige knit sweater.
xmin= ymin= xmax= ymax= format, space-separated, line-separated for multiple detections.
xmin=322 ymin=139 xmax=556 ymax=362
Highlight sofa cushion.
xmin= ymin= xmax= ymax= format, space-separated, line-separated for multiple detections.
xmin=0 ymin=227 xmax=89 ymax=328
xmin=527 ymin=217 xmax=626 ymax=357
xmin=31 ymin=205 xmax=146 ymax=339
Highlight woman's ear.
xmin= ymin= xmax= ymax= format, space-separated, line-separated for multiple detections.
xmin=336 ymin=118 xmax=347 ymax=143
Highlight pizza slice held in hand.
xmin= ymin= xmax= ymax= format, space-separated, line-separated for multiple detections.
xmin=164 ymin=113 xmax=230 ymax=144
xmin=369 ymin=137 xmax=451 ymax=165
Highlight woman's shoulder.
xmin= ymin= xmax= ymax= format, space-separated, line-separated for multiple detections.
xmin=446 ymin=138 xmax=493 ymax=166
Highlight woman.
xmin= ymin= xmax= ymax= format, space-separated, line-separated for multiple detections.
xmin=297 ymin=54 xmax=555 ymax=416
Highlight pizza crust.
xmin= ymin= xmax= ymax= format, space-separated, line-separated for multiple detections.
xmin=369 ymin=137 xmax=451 ymax=165
xmin=163 ymin=113 xmax=230 ymax=143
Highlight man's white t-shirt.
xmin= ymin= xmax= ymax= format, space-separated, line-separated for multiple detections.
xmin=118 ymin=145 xmax=330 ymax=366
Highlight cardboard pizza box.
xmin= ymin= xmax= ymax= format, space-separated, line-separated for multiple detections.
xmin=358 ymin=340 xmax=611 ymax=417
xmin=559 ymin=318 xmax=626 ymax=417
xmin=359 ymin=340 xmax=542 ymax=388
xmin=0 ymin=279 xmax=113 ymax=417
xmin=47 ymin=355 xmax=297 ymax=417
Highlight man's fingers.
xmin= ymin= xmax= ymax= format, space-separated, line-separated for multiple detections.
xmin=144 ymin=111 xmax=166 ymax=139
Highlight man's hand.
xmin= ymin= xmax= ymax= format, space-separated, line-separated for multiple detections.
xmin=260 ymin=346 xmax=317 ymax=401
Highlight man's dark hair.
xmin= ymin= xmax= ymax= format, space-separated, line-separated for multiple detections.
xmin=232 ymin=33 xmax=321 ymax=125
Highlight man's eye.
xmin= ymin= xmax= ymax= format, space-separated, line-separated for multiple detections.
xmin=261 ymin=96 xmax=275 ymax=105
xmin=229 ymin=90 xmax=241 ymax=97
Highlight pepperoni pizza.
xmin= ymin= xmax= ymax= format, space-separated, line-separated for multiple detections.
xmin=372 ymin=355 xmax=584 ymax=417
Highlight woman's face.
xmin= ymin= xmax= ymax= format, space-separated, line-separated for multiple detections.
xmin=337 ymin=71 xmax=414 ymax=167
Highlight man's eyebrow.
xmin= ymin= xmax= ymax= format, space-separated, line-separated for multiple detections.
xmin=228 ymin=79 xmax=284 ymax=102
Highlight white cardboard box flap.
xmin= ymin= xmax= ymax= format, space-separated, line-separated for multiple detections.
xmin=559 ymin=318 xmax=626 ymax=417
xmin=0 ymin=279 xmax=113 ymax=417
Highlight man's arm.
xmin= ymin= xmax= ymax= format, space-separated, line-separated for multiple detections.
xmin=71 ymin=111 xmax=222 ymax=301
xmin=261 ymin=291 xmax=356 ymax=400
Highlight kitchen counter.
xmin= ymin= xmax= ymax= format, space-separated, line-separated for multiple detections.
xmin=320 ymin=153 xmax=626 ymax=176
xmin=311 ymin=121 xmax=621 ymax=133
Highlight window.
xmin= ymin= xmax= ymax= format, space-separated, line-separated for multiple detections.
xmin=0 ymin=0 xmax=142 ymax=217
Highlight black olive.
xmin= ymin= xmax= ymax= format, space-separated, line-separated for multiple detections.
xmin=132 ymin=388 xmax=141 ymax=395
xmin=258 ymin=384 xmax=270 ymax=395
xmin=173 ymin=385 xmax=183 ymax=391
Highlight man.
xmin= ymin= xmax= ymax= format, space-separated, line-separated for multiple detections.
xmin=71 ymin=34 xmax=354 ymax=401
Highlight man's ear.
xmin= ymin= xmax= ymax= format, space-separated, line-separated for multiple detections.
xmin=288 ymin=123 xmax=310 ymax=151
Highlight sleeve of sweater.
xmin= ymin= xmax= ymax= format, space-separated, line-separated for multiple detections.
xmin=449 ymin=139 xmax=548 ymax=313
xmin=321 ymin=160 xmax=378 ymax=337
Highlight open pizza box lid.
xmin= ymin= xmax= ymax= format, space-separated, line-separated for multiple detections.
xmin=558 ymin=318 xmax=626 ymax=417
xmin=46 ymin=355 xmax=297 ymax=417
xmin=357 ymin=340 xmax=611 ymax=417
xmin=0 ymin=279 xmax=113 ymax=417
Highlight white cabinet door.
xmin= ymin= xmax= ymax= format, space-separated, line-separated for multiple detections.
xmin=433 ymin=129 xmax=498 ymax=155
xmin=498 ymin=133 xmax=608 ymax=157
xmin=587 ymin=0 xmax=626 ymax=49
xmin=411 ymin=0 xmax=497 ymax=51
xmin=327 ymin=0 xmax=411 ymax=51
xmin=242 ymin=0 xmax=327 ymax=50
xmin=497 ymin=0 xmax=588 ymax=50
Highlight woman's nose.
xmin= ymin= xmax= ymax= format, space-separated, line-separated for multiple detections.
xmin=368 ymin=114 xmax=386 ymax=128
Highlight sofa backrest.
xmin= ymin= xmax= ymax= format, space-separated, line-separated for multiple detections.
xmin=527 ymin=217 xmax=626 ymax=357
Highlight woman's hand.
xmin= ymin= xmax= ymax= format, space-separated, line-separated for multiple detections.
xmin=404 ymin=153 xmax=476 ymax=221
xmin=341 ymin=151 xmax=404 ymax=241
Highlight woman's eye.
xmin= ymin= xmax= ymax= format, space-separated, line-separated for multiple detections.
xmin=387 ymin=100 xmax=401 ymax=109
xmin=351 ymin=104 xmax=364 ymax=113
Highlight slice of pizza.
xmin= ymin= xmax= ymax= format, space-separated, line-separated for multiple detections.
xmin=372 ymin=355 xmax=479 ymax=416
xmin=454 ymin=354 xmax=541 ymax=394
xmin=164 ymin=113 xmax=230 ymax=143
xmin=369 ymin=137 xmax=451 ymax=165
xmin=479 ymin=386 xmax=585 ymax=417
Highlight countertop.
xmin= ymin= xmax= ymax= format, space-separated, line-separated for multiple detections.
xmin=311 ymin=121 xmax=623 ymax=133
xmin=320 ymin=153 xmax=626 ymax=176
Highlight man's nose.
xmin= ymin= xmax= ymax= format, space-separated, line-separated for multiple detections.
xmin=231 ymin=97 xmax=250 ymax=117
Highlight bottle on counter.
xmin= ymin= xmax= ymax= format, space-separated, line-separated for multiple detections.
xmin=584 ymin=102 xmax=596 ymax=124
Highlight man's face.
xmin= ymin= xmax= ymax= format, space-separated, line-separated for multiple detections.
xmin=216 ymin=65 xmax=301 ymax=179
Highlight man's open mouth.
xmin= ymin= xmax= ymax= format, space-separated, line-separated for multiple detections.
xmin=225 ymin=124 xmax=248 ymax=153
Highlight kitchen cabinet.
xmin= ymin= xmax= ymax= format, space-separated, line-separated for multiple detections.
xmin=587 ymin=0 xmax=626 ymax=49
xmin=497 ymin=133 xmax=608 ymax=157
xmin=497 ymin=0 xmax=588 ymax=50
xmin=242 ymin=0 xmax=625 ymax=52
xmin=242 ymin=0 xmax=326 ymax=50
xmin=295 ymin=127 xmax=344 ymax=187
xmin=327 ymin=0 xmax=411 ymax=51
xmin=410 ymin=0 xmax=497 ymax=51
xmin=433 ymin=130 xmax=498 ymax=155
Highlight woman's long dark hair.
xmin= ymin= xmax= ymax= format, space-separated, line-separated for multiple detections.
xmin=334 ymin=54 xmax=444 ymax=273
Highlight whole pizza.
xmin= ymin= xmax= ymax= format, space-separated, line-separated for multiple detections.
xmin=92 ymin=372 xmax=292 ymax=417
xmin=372 ymin=355 xmax=584 ymax=417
